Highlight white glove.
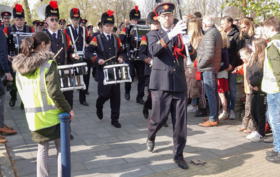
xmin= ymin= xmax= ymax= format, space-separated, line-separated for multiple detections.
xmin=168 ymin=20 xmax=187 ymax=39
xmin=182 ymin=34 xmax=191 ymax=47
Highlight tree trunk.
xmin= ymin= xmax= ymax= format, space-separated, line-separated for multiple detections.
xmin=21 ymin=0 xmax=31 ymax=25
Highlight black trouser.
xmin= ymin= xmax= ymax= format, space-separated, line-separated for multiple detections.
xmin=148 ymin=90 xmax=187 ymax=160
xmin=96 ymin=81 xmax=120 ymax=123
xmin=79 ymin=61 xmax=91 ymax=103
xmin=250 ymin=93 xmax=267 ymax=137
xmin=144 ymin=76 xmax=152 ymax=110
xmin=125 ymin=60 xmax=145 ymax=100
xmin=9 ymin=66 xmax=17 ymax=100
xmin=63 ymin=91 xmax=73 ymax=109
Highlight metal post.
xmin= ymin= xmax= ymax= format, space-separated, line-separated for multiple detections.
xmin=58 ymin=113 xmax=71 ymax=177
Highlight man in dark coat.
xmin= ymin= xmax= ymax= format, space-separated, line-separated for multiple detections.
xmin=146 ymin=2 xmax=196 ymax=170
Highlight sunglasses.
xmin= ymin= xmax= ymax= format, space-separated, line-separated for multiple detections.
xmin=50 ymin=18 xmax=59 ymax=22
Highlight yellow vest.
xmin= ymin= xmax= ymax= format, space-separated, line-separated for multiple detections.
xmin=16 ymin=60 xmax=61 ymax=131
xmin=262 ymin=40 xmax=280 ymax=94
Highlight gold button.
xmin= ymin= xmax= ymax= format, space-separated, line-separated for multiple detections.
xmin=174 ymin=69 xmax=176 ymax=71
xmin=109 ymin=47 xmax=111 ymax=49
xmin=58 ymin=63 xmax=60 ymax=64
xmin=174 ymin=61 xmax=175 ymax=63
xmin=110 ymin=53 xmax=111 ymax=55
xmin=58 ymin=56 xmax=60 ymax=58
xmin=57 ymin=44 xmax=58 ymax=46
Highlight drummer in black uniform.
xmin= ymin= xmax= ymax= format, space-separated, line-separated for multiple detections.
xmin=85 ymin=10 xmax=125 ymax=128
xmin=59 ymin=19 xmax=66 ymax=31
xmin=87 ymin=25 xmax=94 ymax=42
xmin=44 ymin=1 xmax=79 ymax=140
xmin=3 ymin=4 xmax=34 ymax=107
xmin=119 ymin=6 xmax=146 ymax=105
xmin=65 ymin=8 xmax=90 ymax=106
xmin=138 ymin=12 xmax=159 ymax=119
xmin=146 ymin=2 xmax=196 ymax=169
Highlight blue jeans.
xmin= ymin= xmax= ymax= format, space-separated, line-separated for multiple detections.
xmin=267 ymin=93 xmax=280 ymax=153
xmin=191 ymin=98 xmax=197 ymax=105
xmin=203 ymin=71 xmax=219 ymax=122
xmin=227 ymin=70 xmax=237 ymax=111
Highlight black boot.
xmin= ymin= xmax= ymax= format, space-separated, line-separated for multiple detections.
xmin=195 ymin=108 xmax=207 ymax=117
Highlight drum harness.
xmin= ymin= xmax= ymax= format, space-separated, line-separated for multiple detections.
xmin=96 ymin=34 xmax=118 ymax=65
xmin=68 ymin=26 xmax=85 ymax=59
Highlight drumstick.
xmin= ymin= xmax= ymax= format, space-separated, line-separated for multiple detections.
xmin=53 ymin=47 xmax=63 ymax=59
xmin=74 ymin=36 xmax=79 ymax=44
xmin=98 ymin=56 xmax=116 ymax=65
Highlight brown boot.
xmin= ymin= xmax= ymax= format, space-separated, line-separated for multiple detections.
xmin=0 ymin=135 xmax=5 ymax=139
xmin=0 ymin=126 xmax=17 ymax=135
xmin=199 ymin=120 xmax=219 ymax=127
xmin=4 ymin=125 xmax=13 ymax=130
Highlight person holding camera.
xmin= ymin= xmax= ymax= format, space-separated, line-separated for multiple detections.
xmin=0 ymin=29 xmax=17 ymax=140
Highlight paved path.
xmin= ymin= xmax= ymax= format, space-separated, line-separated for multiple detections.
xmin=2 ymin=78 xmax=277 ymax=177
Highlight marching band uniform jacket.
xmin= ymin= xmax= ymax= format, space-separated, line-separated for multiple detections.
xmin=65 ymin=26 xmax=88 ymax=52
xmin=138 ymin=34 xmax=153 ymax=76
xmin=85 ymin=33 xmax=126 ymax=81
xmin=147 ymin=27 xmax=196 ymax=92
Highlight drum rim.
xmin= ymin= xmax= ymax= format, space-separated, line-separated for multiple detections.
xmin=103 ymin=64 xmax=129 ymax=68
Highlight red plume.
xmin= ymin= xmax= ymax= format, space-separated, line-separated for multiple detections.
xmin=15 ymin=4 xmax=23 ymax=13
xmin=135 ymin=6 xmax=138 ymax=13
xmin=49 ymin=1 xmax=58 ymax=9
xmin=73 ymin=8 xmax=79 ymax=14
xmin=153 ymin=9 xmax=158 ymax=17
xmin=107 ymin=9 xmax=114 ymax=17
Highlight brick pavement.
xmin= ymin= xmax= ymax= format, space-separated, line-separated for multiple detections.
xmin=2 ymin=78 xmax=277 ymax=177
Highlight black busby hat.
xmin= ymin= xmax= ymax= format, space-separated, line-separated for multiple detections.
xmin=101 ymin=10 xmax=114 ymax=25
xmin=154 ymin=2 xmax=175 ymax=16
xmin=36 ymin=21 xmax=44 ymax=27
xmin=87 ymin=25 xmax=93 ymax=30
xmin=33 ymin=20 xmax=39 ymax=25
xmin=147 ymin=12 xmax=158 ymax=24
xmin=80 ymin=19 xmax=88 ymax=24
xmin=45 ymin=1 xmax=59 ymax=18
xmin=129 ymin=6 xmax=141 ymax=20
xmin=13 ymin=4 xmax=24 ymax=18
xmin=59 ymin=19 xmax=66 ymax=24
xmin=70 ymin=8 xmax=80 ymax=19
xmin=98 ymin=22 xmax=102 ymax=27
xmin=1 ymin=11 xmax=11 ymax=18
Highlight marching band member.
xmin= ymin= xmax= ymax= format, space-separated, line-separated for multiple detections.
xmin=0 ymin=6 xmax=12 ymax=28
xmin=85 ymin=10 xmax=125 ymax=128
xmin=59 ymin=19 xmax=66 ymax=31
xmin=43 ymin=1 xmax=79 ymax=140
xmin=32 ymin=20 xmax=38 ymax=32
xmin=79 ymin=18 xmax=87 ymax=27
xmin=146 ymin=2 xmax=196 ymax=169
xmin=65 ymin=8 xmax=90 ymax=106
xmin=119 ymin=6 xmax=146 ymax=105
xmin=93 ymin=22 xmax=103 ymax=37
xmin=3 ymin=4 xmax=34 ymax=107
xmin=87 ymin=25 xmax=94 ymax=43
xmin=36 ymin=21 xmax=44 ymax=32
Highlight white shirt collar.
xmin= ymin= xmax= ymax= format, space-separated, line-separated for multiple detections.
xmin=161 ymin=26 xmax=172 ymax=32
xmin=72 ymin=24 xmax=79 ymax=33
xmin=48 ymin=29 xmax=58 ymax=38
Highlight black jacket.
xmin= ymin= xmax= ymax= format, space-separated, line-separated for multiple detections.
xmin=236 ymin=32 xmax=254 ymax=67
xmin=138 ymin=34 xmax=153 ymax=76
xmin=85 ymin=33 xmax=126 ymax=81
xmin=227 ymin=25 xmax=239 ymax=67
xmin=147 ymin=27 xmax=196 ymax=92
xmin=246 ymin=57 xmax=265 ymax=94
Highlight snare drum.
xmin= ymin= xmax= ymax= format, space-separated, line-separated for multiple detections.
xmin=76 ymin=51 xmax=85 ymax=60
xmin=103 ymin=64 xmax=132 ymax=85
xmin=58 ymin=64 xmax=86 ymax=91
xmin=13 ymin=33 xmax=33 ymax=55
xmin=131 ymin=25 xmax=150 ymax=60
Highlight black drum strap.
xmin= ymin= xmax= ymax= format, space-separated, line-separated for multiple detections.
xmin=113 ymin=34 xmax=118 ymax=61
xmin=97 ymin=34 xmax=107 ymax=60
xmin=60 ymin=30 xmax=68 ymax=65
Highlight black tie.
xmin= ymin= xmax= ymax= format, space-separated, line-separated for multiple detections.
xmin=75 ymin=28 xmax=78 ymax=36
xmin=107 ymin=35 xmax=111 ymax=41
xmin=52 ymin=33 xmax=57 ymax=42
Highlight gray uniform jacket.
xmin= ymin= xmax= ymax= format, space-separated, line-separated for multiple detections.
xmin=197 ymin=25 xmax=222 ymax=72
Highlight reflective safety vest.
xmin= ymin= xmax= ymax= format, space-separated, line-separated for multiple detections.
xmin=262 ymin=40 xmax=280 ymax=94
xmin=16 ymin=60 xmax=61 ymax=131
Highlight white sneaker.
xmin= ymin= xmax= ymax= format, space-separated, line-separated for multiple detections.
xmin=251 ymin=132 xmax=265 ymax=142
xmin=187 ymin=105 xmax=198 ymax=112
xmin=218 ymin=112 xmax=228 ymax=120
xmin=229 ymin=110 xmax=236 ymax=120
xmin=246 ymin=131 xmax=257 ymax=140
